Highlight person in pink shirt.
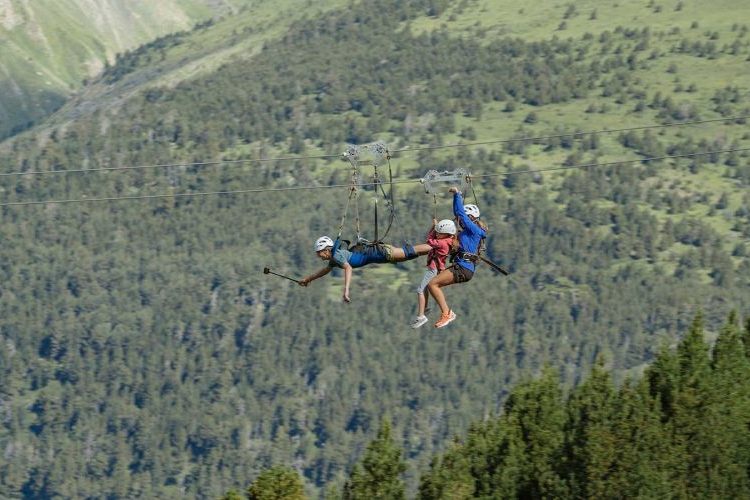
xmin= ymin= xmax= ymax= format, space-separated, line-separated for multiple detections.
xmin=411 ymin=219 xmax=457 ymax=328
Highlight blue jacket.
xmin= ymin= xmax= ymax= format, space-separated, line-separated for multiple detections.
xmin=453 ymin=192 xmax=486 ymax=272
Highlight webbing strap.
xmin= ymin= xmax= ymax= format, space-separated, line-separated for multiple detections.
xmin=338 ymin=162 xmax=361 ymax=239
xmin=377 ymin=155 xmax=398 ymax=242
xmin=373 ymin=165 xmax=380 ymax=242
xmin=468 ymin=175 xmax=480 ymax=207
xmin=354 ymin=189 xmax=361 ymax=241
xmin=337 ymin=187 xmax=356 ymax=239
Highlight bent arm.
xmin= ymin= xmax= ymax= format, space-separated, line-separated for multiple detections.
xmin=299 ymin=266 xmax=332 ymax=286
xmin=426 ymin=228 xmax=440 ymax=248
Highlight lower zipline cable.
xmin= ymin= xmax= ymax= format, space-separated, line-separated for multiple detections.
xmin=1 ymin=147 xmax=748 ymax=207
xmin=0 ymin=115 xmax=746 ymax=179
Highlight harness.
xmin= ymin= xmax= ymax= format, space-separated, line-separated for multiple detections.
xmin=334 ymin=239 xmax=393 ymax=265
xmin=451 ymin=229 xmax=508 ymax=275
xmin=455 ymin=249 xmax=481 ymax=264
xmin=451 ymin=229 xmax=486 ymax=265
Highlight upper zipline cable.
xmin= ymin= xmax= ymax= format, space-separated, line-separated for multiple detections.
xmin=391 ymin=114 xmax=750 ymax=154
xmin=0 ymin=153 xmax=340 ymax=178
xmin=0 ymin=115 xmax=746 ymax=178
xmin=2 ymin=147 xmax=748 ymax=207
xmin=469 ymin=147 xmax=750 ymax=178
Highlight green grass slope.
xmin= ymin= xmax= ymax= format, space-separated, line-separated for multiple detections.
xmin=0 ymin=0 xmax=253 ymax=139
xmin=43 ymin=0 xmax=349 ymax=129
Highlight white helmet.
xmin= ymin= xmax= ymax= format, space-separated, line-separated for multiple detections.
xmin=435 ymin=219 xmax=457 ymax=235
xmin=314 ymin=236 xmax=334 ymax=252
xmin=464 ymin=204 xmax=480 ymax=218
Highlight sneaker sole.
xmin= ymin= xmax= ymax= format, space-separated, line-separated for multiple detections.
xmin=435 ymin=314 xmax=456 ymax=328
xmin=411 ymin=318 xmax=429 ymax=329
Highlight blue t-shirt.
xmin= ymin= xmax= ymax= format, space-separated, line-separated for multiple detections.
xmin=453 ymin=192 xmax=487 ymax=272
xmin=330 ymin=247 xmax=353 ymax=268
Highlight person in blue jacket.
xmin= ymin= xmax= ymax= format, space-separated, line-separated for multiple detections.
xmin=427 ymin=187 xmax=487 ymax=328
xmin=299 ymin=237 xmax=431 ymax=303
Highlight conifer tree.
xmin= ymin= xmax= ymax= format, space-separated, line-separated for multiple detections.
xmin=342 ymin=420 xmax=406 ymax=500
xmin=246 ymin=466 xmax=306 ymax=500
xmin=647 ymin=340 xmax=680 ymax=421
xmin=220 ymin=490 xmax=244 ymax=500
xmin=417 ymin=440 xmax=474 ymax=500
xmin=669 ymin=312 xmax=715 ymax=496
xmin=742 ymin=316 xmax=750 ymax=359
xmin=705 ymin=312 xmax=750 ymax=497
xmin=418 ymin=370 xmax=567 ymax=499
xmin=607 ymin=378 xmax=672 ymax=498
xmin=494 ymin=367 xmax=567 ymax=498
xmin=563 ymin=358 xmax=617 ymax=499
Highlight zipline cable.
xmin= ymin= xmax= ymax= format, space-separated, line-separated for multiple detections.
xmin=391 ymin=115 xmax=750 ymax=154
xmin=471 ymin=147 xmax=750 ymax=178
xmin=0 ymin=153 xmax=340 ymax=178
xmin=1 ymin=115 xmax=746 ymax=179
xmin=0 ymin=181 xmax=412 ymax=207
xmin=3 ymin=147 xmax=748 ymax=207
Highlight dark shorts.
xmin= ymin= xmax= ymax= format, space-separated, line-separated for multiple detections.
xmin=355 ymin=245 xmax=389 ymax=266
xmin=450 ymin=264 xmax=474 ymax=283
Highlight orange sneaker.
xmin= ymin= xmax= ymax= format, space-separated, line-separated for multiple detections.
xmin=434 ymin=310 xmax=456 ymax=328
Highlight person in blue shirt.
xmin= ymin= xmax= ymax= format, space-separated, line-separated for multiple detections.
xmin=299 ymin=237 xmax=432 ymax=302
xmin=427 ymin=187 xmax=487 ymax=328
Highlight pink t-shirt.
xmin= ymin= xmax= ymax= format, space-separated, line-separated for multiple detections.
xmin=426 ymin=229 xmax=452 ymax=271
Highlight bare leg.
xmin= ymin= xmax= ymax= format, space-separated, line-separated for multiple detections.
xmin=417 ymin=292 xmax=427 ymax=316
xmin=389 ymin=243 xmax=431 ymax=262
xmin=412 ymin=243 xmax=432 ymax=255
xmin=390 ymin=247 xmax=407 ymax=261
xmin=427 ymin=269 xmax=455 ymax=315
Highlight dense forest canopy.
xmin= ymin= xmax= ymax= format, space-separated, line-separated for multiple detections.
xmin=1 ymin=0 xmax=749 ymax=497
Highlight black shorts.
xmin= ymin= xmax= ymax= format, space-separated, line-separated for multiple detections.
xmin=450 ymin=264 xmax=474 ymax=283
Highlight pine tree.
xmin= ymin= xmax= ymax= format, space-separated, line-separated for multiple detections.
xmin=246 ymin=466 xmax=306 ymax=500
xmin=669 ymin=312 xmax=715 ymax=497
xmin=494 ymin=367 xmax=567 ymax=498
xmin=647 ymin=341 xmax=680 ymax=421
xmin=342 ymin=420 xmax=406 ymax=500
xmin=705 ymin=312 xmax=750 ymax=497
xmin=220 ymin=489 xmax=244 ymax=500
xmin=417 ymin=440 xmax=474 ymax=500
xmin=418 ymin=369 xmax=567 ymax=499
xmin=607 ymin=379 xmax=672 ymax=497
xmin=563 ymin=359 xmax=617 ymax=499
xmin=742 ymin=315 xmax=750 ymax=359
xmin=649 ymin=313 xmax=718 ymax=497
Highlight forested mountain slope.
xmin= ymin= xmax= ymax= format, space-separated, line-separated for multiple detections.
xmin=0 ymin=0 xmax=749 ymax=497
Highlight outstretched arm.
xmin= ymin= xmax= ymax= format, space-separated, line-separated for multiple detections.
xmin=299 ymin=266 xmax=332 ymax=286
xmin=450 ymin=187 xmax=482 ymax=235
xmin=342 ymin=262 xmax=353 ymax=302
